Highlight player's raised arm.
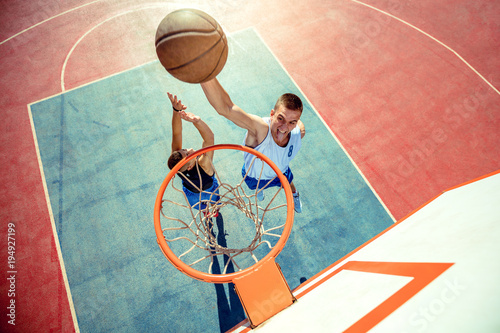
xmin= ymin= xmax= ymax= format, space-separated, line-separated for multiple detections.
xmin=168 ymin=92 xmax=186 ymax=152
xmin=179 ymin=111 xmax=214 ymax=149
xmin=178 ymin=111 xmax=215 ymax=171
xmin=200 ymin=78 xmax=268 ymax=145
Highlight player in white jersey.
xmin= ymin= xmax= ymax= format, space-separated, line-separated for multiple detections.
xmin=200 ymin=78 xmax=305 ymax=213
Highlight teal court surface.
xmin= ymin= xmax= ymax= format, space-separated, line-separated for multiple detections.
xmin=30 ymin=29 xmax=394 ymax=332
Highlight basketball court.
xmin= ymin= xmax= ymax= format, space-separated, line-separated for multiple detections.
xmin=1 ymin=1 xmax=499 ymax=332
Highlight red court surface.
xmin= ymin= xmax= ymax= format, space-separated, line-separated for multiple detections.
xmin=0 ymin=1 xmax=498 ymax=332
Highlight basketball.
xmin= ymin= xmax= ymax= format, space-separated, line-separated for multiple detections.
xmin=155 ymin=9 xmax=228 ymax=84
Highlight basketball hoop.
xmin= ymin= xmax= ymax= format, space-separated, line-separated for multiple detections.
xmin=154 ymin=144 xmax=297 ymax=327
xmin=154 ymin=144 xmax=294 ymax=284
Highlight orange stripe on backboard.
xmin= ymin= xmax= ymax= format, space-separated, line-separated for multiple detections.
xmin=443 ymin=169 xmax=500 ymax=193
xmin=292 ymin=170 xmax=499 ymax=296
xmin=228 ymin=170 xmax=498 ymax=332
xmin=342 ymin=261 xmax=454 ymax=332
xmin=231 ymin=261 xmax=453 ymax=332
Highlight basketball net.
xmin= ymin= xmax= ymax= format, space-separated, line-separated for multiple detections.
xmin=161 ymin=153 xmax=286 ymax=274
xmin=157 ymin=145 xmax=292 ymax=280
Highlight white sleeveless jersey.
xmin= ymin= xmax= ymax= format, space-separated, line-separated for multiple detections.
xmin=243 ymin=117 xmax=302 ymax=179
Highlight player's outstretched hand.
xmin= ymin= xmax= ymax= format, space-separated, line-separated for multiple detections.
xmin=167 ymin=92 xmax=187 ymax=112
xmin=179 ymin=111 xmax=201 ymax=123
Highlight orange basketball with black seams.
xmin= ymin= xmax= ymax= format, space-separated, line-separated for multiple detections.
xmin=155 ymin=9 xmax=229 ymax=84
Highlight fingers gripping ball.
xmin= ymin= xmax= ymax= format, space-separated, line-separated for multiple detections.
xmin=155 ymin=9 xmax=229 ymax=83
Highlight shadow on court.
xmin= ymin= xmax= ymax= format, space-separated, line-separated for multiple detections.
xmin=210 ymin=213 xmax=247 ymax=332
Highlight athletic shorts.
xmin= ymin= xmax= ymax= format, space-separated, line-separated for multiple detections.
xmin=241 ymin=165 xmax=293 ymax=190
xmin=183 ymin=177 xmax=220 ymax=210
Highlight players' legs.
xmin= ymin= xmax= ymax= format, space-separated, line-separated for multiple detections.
xmin=183 ymin=180 xmax=221 ymax=217
xmin=290 ymin=181 xmax=302 ymax=214
xmin=241 ymin=166 xmax=302 ymax=212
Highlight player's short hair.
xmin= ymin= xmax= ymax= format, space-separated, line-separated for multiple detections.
xmin=275 ymin=93 xmax=303 ymax=113
xmin=168 ymin=150 xmax=184 ymax=170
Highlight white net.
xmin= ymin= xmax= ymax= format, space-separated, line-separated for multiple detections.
xmin=158 ymin=146 xmax=291 ymax=276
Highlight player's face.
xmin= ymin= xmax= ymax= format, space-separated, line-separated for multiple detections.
xmin=270 ymin=106 xmax=301 ymax=147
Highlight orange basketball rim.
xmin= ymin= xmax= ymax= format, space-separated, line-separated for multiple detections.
xmin=154 ymin=144 xmax=295 ymax=284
